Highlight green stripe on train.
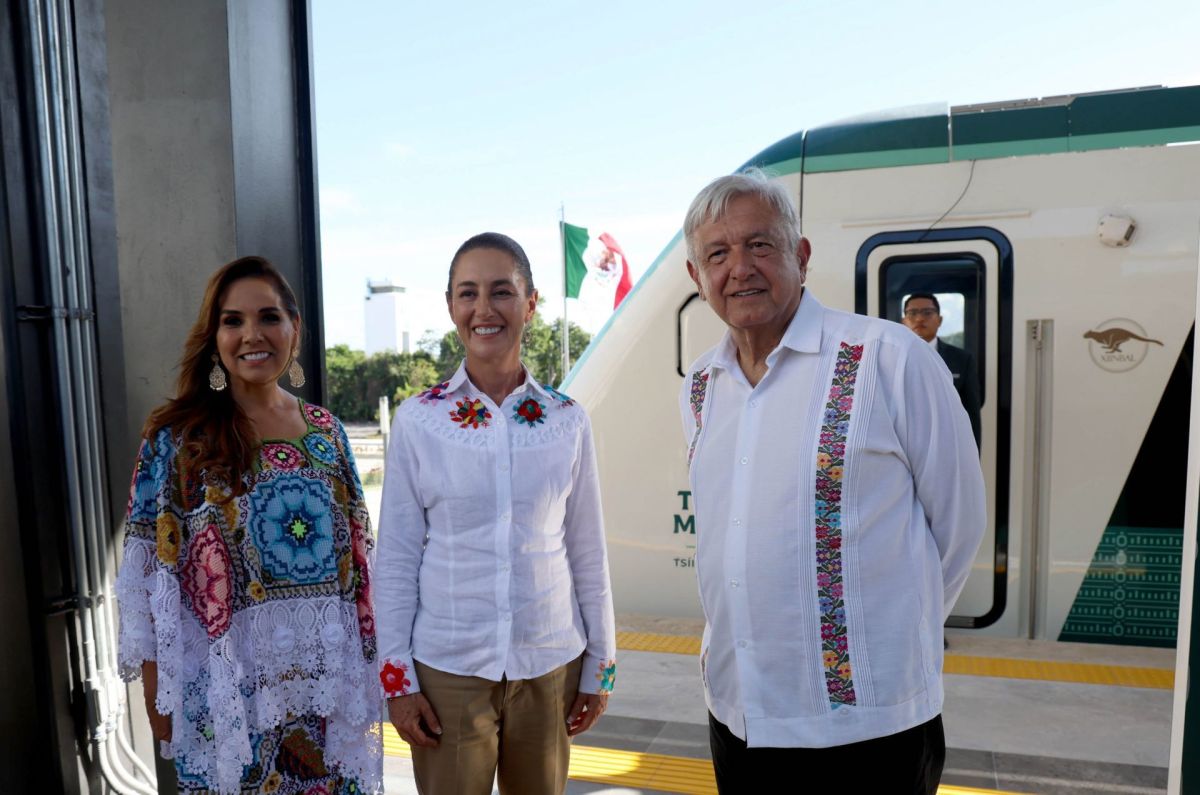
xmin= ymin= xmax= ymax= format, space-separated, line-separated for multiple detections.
xmin=1058 ymin=525 xmax=1183 ymax=648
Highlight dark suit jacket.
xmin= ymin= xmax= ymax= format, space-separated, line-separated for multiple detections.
xmin=936 ymin=340 xmax=981 ymax=449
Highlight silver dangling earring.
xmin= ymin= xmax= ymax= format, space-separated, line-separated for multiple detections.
xmin=208 ymin=354 xmax=228 ymax=391
xmin=288 ymin=354 xmax=306 ymax=388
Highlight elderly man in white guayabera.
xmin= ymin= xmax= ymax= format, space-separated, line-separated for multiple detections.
xmin=679 ymin=169 xmax=986 ymax=794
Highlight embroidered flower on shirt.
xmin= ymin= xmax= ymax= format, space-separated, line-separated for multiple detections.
xmin=449 ymin=397 xmax=491 ymax=429
xmin=280 ymin=725 xmax=330 ymax=779
xmin=262 ymin=442 xmax=305 ymax=471
xmin=380 ymin=661 xmax=412 ymax=696
xmin=128 ymin=439 xmax=169 ymax=522
xmin=596 ymin=659 xmax=617 ymax=693
xmin=542 ymin=384 xmax=575 ymax=407
xmin=687 ymin=368 xmax=711 ymax=466
xmin=180 ymin=523 xmax=234 ymax=639
xmin=418 ymin=381 xmax=451 ymax=404
xmin=156 ymin=514 xmax=181 ymax=567
xmin=303 ymin=403 xmax=336 ymax=431
xmin=304 ymin=433 xmax=339 ymax=467
xmin=512 ymin=398 xmax=546 ymax=426
xmin=813 ymin=341 xmax=863 ymax=708
xmin=248 ymin=475 xmax=338 ymax=586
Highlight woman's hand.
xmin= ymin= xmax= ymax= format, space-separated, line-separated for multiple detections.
xmin=387 ymin=693 xmax=442 ymax=748
xmin=141 ymin=661 xmax=172 ymax=743
xmin=566 ymin=692 xmax=608 ymax=736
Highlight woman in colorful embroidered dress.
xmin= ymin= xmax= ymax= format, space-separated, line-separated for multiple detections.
xmin=115 ymin=257 xmax=382 ymax=794
xmin=375 ymin=232 xmax=617 ymax=795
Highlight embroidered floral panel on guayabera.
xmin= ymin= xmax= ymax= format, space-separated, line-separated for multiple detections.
xmin=687 ymin=368 xmax=710 ymax=467
xmin=814 ymin=342 xmax=863 ymax=708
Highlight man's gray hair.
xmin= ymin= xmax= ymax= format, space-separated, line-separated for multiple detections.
xmin=683 ymin=168 xmax=802 ymax=264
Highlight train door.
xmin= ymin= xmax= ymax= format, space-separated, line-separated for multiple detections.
xmin=856 ymin=228 xmax=1014 ymax=631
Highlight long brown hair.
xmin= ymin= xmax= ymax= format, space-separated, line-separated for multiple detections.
xmin=144 ymin=256 xmax=302 ymax=496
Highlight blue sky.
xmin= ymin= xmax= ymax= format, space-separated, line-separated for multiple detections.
xmin=312 ymin=0 xmax=1199 ymax=348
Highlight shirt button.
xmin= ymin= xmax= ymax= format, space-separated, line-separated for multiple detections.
xmin=733 ymin=518 xmax=741 ymax=526
xmin=749 ymin=399 xmax=758 ymax=408
xmin=740 ymin=457 xmax=748 ymax=465
xmin=499 ymin=462 xmax=509 ymax=472
xmin=500 ymin=512 xmax=511 ymax=522
xmin=738 ymin=640 xmax=748 ymax=649
xmin=501 ymin=564 xmax=511 ymax=572
xmin=730 ymin=578 xmax=739 ymax=588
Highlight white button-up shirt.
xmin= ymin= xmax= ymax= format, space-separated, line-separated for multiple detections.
xmin=376 ymin=363 xmax=616 ymax=698
xmin=680 ymin=291 xmax=985 ymax=748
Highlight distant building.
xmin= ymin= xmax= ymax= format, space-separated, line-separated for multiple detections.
xmin=365 ymin=280 xmax=411 ymax=355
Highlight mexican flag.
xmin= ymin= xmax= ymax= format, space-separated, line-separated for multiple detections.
xmin=562 ymin=222 xmax=633 ymax=308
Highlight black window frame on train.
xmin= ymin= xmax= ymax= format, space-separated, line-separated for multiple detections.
xmin=856 ymin=226 xmax=1014 ymax=629
xmin=878 ymin=253 xmax=986 ymax=401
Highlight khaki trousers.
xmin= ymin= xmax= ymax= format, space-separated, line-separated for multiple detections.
xmin=411 ymin=656 xmax=582 ymax=795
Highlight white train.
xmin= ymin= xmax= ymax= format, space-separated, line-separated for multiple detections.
xmin=563 ymin=85 xmax=1200 ymax=647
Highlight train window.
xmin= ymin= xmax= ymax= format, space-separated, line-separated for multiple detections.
xmin=880 ymin=254 xmax=985 ymax=398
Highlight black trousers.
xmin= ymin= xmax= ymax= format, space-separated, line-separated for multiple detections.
xmin=708 ymin=712 xmax=945 ymax=794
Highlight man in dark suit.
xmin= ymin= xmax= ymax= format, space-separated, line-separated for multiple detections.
xmin=902 ymin=293 xmax=981 ymax=449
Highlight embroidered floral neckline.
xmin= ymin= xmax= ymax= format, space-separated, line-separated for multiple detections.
xmin=432 ymin=378 xmax=574 ymax=432
xmin=257 ymin=398 xmax=332 ymax=444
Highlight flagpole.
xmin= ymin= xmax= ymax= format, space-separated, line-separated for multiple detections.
xmin=559 ymin=203 xmax=569 ymax=384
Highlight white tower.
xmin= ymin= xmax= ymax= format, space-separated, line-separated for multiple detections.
xmin=364 ymin=280 xmax=410 ymax=355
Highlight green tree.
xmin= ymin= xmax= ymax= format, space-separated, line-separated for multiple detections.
xmin=433 ymin=330 xmax=465 ymax=381
xmin=325 ymin=344 xmax=369 ymax=420
xmin=523 ymin=314 xmax=590 ymax=387
xmin=394 ymin=355 xmax=440 ymax=402
xmin=417 ymin=329 xmax=447 ymax=357
xmin=324 ymin=346 xmax=441 ymax=422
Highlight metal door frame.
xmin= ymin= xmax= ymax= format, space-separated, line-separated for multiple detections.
xmin=855 ymin=227 xmax=1013 ymax=628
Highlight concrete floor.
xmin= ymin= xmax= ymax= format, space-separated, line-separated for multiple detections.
xmin=379 ymin=638 xmax=1173 ymax=794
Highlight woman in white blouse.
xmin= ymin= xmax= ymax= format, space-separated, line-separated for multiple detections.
xmin=375 ymin=232 xmax=617 ymax=795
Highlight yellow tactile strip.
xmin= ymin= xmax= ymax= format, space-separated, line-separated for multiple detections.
xmin=619 ymin=630 xmax=703 ymax=655
xmin=383 ymin=723 xmax=1022 ymax=794
xmin=942 ymin=653 xmax=1174 ymax=689
xmin=616 ymin=631 xmax=1174 ymax=690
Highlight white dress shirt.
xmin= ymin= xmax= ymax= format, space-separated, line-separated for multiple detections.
xmin=680 ymin=291 xmax=985 ymax=748
xmin=376 ymin=362 xmax=617 ymax=698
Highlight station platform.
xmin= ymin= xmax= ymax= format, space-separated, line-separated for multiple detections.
xmin=378 ymin=616 xmax=1174 ymax=795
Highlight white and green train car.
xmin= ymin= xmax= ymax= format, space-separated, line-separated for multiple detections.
xmin=564 ymin=85 xmax=1200 ymax=647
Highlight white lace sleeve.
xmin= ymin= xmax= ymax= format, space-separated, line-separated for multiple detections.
xmin=115 ymin=535 xmax=157 ymax=679
xmin=115 ymin=433 xmax=178 ymax=680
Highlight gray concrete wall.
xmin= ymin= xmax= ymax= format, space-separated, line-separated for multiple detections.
xmin=105 ymin=0 xmax=239 ymax=442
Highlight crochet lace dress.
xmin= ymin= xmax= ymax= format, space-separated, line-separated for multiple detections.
xmin=116 ymin=402 xmax=382 ymax=794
